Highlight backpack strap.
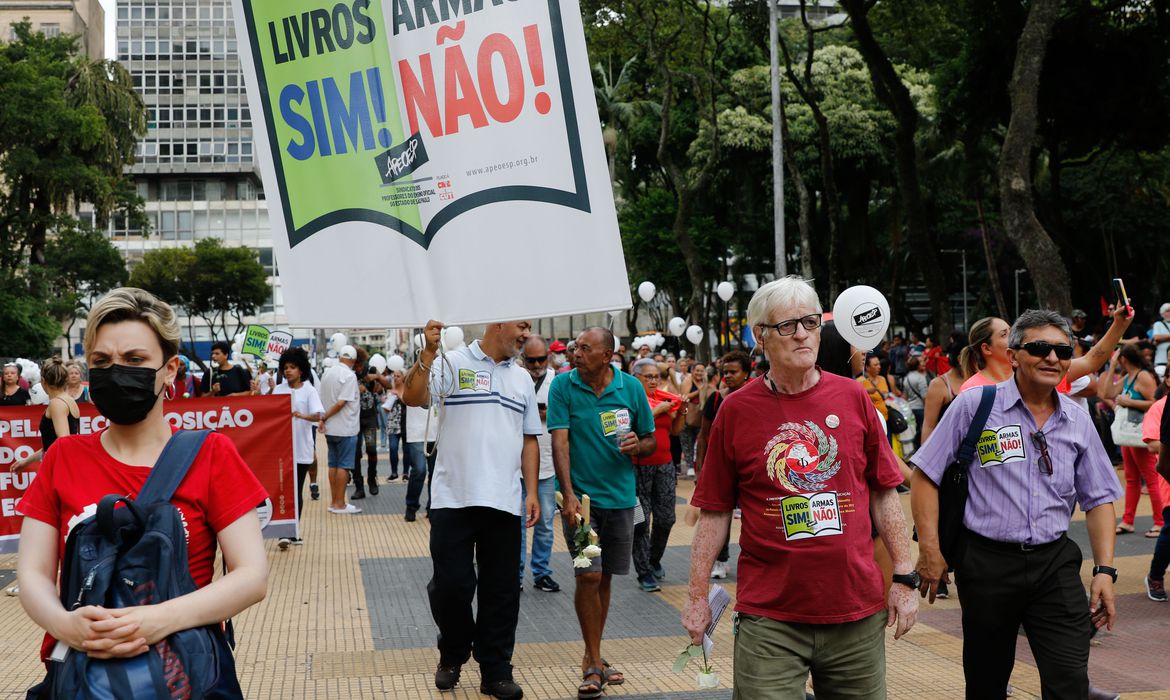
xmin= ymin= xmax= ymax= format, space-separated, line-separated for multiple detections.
xmin=955 ymin=385 xmax=997 ymax=465
xmin=136 ymin=430 xmax=212 ymax=506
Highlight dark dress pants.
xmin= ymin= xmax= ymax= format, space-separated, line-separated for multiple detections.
xmin=956 ymin=534 xmax=1091 ymax=700
xmin=428 ymin=506 xmax=522 ymax=683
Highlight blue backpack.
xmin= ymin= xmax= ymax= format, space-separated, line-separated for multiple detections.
xmin=45 ymin=430 xmax=241 ymax=700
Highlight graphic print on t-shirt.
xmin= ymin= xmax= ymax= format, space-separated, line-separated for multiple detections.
xmin=780 ymin=491 xmax=843 ymax=539
xmin=976 ymin=425 xmax=1025 ymax=466
xmin=764 ymin=421 xmax=842 ymax=492
xmin=600 ymin=408 xmax=631 ymax=436
xmin=458 ymin=369 xmax=492 ymax=392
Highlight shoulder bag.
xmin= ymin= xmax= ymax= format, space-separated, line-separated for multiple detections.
xmin=937 ymin=384 xmax=997 ymax=567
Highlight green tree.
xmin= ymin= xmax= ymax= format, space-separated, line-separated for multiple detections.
xmin=0 ymin=22 xmax=146 ymax=269
xmin=188 ymin=239 xmax=272 ymax=342
xmin=42 ymin=224 xmax=128 ymax=356
xmin=0 ymin=277 xmax=61 ymax=357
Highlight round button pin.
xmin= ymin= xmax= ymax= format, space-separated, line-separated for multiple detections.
xmin=826 ymin=414 xmax=840 ymax=429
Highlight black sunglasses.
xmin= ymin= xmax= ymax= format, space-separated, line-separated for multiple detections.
xmin=1031 ymin=430 xmax=1053 ymax=476
xmin=1013 ymin=341 xmax=1074 ymax=360
xmin=524 ymin=355 xmax=548 ymax=364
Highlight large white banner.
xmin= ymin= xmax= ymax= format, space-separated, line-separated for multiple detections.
xmin=231 ymin=0 xmax=630 ymax=326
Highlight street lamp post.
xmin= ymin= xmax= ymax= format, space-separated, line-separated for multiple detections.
xmin=769 ymin=0 xmax=786 ymax=279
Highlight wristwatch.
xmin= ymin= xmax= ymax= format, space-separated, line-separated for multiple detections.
xmin=892 ymin=571 xmax=921 ymax=590
xmin=1092 ymin=565 xmax=1118 ymax=583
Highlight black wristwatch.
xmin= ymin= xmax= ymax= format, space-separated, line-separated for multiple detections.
xmin=892 ymin=571 xmax=921 ymax=590
xmin=1092 ymin=565 xmax=1118 ymax=583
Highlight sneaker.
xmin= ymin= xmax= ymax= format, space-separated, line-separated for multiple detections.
xmin=4 ymin=584 xmax=18 ymax=596
xmin=434 ymin=664 xmax=461 ymax=690
xmin=328 ymin=504 xmax=362 ymax=514
xmin=652 ymin=563 xmax=666 ymax=580
xmin=389 ymin=473 xmax=399 ymax=480
xmin=533 ymin=575 xmax=561 ymax=592
xmin=639 ymin=573 xmax=662 ymax=592
xmin=277 ymin=537 xmax=292 ymax=551
xmin=405 ymin=508 xmax=417 ymax=522
xmin=687 ymin=467 xmax=695 ymax=478
xmin=291 ymin=538 xmax=305 ymax=546
xmin=479 ymin=678 xmax=523 ymax=699
xmin=936 ymin=580 xmax=950 ymax=599
xmin=351 ymin=487 xmax=366 ymax=500
xmin=1146 ymin=576 xmax=1167 ymax=602
xmin=369 ymin=481 xmax=379 ymax=496
xmin=309 ymin=483 xmax=320 ymax=501
xmin=711 ymin=561 xmax=728 ymax=579
xmin=401 ymin=473 xmax=410 ymax=482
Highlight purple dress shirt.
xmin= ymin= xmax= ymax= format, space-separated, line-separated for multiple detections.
xmin=912 ymin=377 xmax=1122 ymax=545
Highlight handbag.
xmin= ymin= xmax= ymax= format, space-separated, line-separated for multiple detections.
xmin=887 ymin=406 xmax=909 ymax=435
xmin=1110 ymin=405 xmax=1146 ymax=447
xmin=937 ymin=385 xmax=997 ymax=568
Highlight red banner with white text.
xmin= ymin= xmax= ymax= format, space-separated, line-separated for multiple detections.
xmin=0 ymin=395 xmax=296 ymax=554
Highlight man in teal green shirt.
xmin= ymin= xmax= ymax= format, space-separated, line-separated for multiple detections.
xmin=548 ymin=327 xmax=655 ymax=696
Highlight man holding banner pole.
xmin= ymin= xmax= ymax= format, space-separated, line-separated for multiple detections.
xmin=403 ymin=320 xmax=542 ymax=700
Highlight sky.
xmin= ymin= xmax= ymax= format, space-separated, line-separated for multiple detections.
xmin=99 ymin=0 xmax=113 ymax=59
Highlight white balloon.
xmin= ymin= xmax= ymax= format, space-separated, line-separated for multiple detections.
xmin=614 ymin=334 xmax=621 ymax=352
xmin=637 ymin=281 xmax=656 ymax=303
xmin=717 ymin=281 xmax=735 ymax=302
xmin=29 ymin=383 xmax=49 ymax=405
xmin=686 ymin=325 xmax=704 ymax=344
xmin=369 ymin=353 xmax=387 ymax=373
xmin=387 ymin=355 xmax=406 ymax=372
xmin=443 ymin=326 xmax=465 ymax=350
xmin=414 ymin=333 xmax=425 ymax=349
xmin=832 ymin=285 xmax=891 ymax=352
xmin=330 ymin=332 xmax=347 ymax=352
xmin=668 ymin=317 xmax=687 ymax=336
xmin=631 ymin=337 xmax=643 ymax=349
xmin=679 ymin=350 xmax=687 ymax=358
xmin=323 ymin=357 xmax=337 ymax=369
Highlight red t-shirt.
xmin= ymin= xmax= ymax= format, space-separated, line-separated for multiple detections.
xmin=691 ymin=371 xmax=903 ymax=624
xmin=635 ymin=389 xmax=681 ymax=466
xmin=18 ymin=430 xmax=268 ymax=656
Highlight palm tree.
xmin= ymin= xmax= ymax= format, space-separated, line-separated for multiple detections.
xmin=593 ymin=57 xmax=659 ymax=202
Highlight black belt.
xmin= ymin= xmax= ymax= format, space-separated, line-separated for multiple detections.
xmin=968 ymin=531 xmax=1067 ymax=553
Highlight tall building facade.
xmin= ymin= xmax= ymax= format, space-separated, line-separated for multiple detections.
xmin=0 ymin=0 xmax=104 ymax=59
xmin=80 ymin=0 xmax=293 ymax=356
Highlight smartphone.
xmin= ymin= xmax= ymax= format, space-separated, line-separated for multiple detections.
xmin=1112 ymin=277 xmax=1130 ymax=314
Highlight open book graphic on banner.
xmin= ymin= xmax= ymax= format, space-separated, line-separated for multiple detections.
xmin=231 ymin=0 xmax=629 ymax=327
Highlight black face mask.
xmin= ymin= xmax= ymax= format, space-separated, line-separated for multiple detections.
xmin=89 ymin=364 xmax=164 ymax=425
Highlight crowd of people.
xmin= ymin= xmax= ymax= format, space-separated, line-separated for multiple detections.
xmin=6 ymin=282 xmax=1170 ymax=699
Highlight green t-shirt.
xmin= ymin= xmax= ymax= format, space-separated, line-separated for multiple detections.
xmin=547 ymin=368 xmax=655 ymax=510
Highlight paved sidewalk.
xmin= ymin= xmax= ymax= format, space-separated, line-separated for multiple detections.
xmin=1 ymin=457 xmax=1167 ymax=699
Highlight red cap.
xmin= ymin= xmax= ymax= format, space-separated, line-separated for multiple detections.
xmin=549 ymin=341 xmax=567 ymax=352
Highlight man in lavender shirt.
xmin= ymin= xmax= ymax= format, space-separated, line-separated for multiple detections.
xmin=910 ymin=309 xmax=1122 ymax=699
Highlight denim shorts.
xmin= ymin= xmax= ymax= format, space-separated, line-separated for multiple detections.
xmin=325 ymin=434 xmax=358 ymax=469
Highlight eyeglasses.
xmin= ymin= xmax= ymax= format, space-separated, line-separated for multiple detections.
xmin=1031 ymin=430 xmax=1053 ymax=476
xmin=1013 ymin=341 xmax=1074 ymax=360
xmin=760 ymin=313 xmax=822 ymax=336
xmin=524 ymin=355 xmax=548 ymax=364
xmin=638 ymin=373 xmax=661 ymax=381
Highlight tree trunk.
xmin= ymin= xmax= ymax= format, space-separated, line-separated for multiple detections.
xmin=779 ymin=97 xmax=815 ymax=281
xmin=996 ymin=0 xmax=1071 ymax=314
xmin=842 ymin=0 xmax=952 ymax=340
xmin=974 ymin=188 xmax=1010 ymax=320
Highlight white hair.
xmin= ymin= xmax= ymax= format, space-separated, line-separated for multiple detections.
xmin=746 ymin=276 xmax=822 ymax=327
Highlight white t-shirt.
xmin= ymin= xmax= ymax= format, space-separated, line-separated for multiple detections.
xmin=273 ymin=382 xmax=324 ymax=464
xmin=1067 ymin=374 xmax=1092 ymax=413
xmin=406 ymin=404 xmax=439 ymax=443
xmin=533 ymin=368 xmax=555 ymax=480
xmin=318 ymin=365 xmax=359 ymax=436
xmin=1154 ymin=320 xmax=1170 ymax=366
xmin=426 ymin=341 xmax=542 ymax=516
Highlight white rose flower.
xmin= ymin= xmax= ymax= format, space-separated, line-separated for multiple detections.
xmin=573 ymin=555 xmax=592 ymax=569
xmin=696 ymin=671 xmax=720 ymax=689
xmin=582 ymin=544 xmax=602 ymax=559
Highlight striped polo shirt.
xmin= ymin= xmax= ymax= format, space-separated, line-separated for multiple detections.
xmin=427 ymin=340 xmax=542 ymax=516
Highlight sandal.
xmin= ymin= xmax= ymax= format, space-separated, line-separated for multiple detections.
xmin=578 ymin=667 xmax=605 ymax=699
xmin=600 ymin=658 xmax=625 ymax=685
xmin=1116 ymin=523 xmax=1135 ymax=534
xmin=1146 ymin=526 xmax=1163 ymax=538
